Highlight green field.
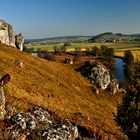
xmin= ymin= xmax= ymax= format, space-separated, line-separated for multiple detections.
xmin=26 ymin=42 xmax=140 ymax=60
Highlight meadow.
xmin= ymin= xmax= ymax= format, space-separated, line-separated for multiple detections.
xmin=26 ymin=42 xmax=140 ymax=60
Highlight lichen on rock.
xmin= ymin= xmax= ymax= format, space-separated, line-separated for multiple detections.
xmin=78 ymin=61 xmax=118 ymax=94
xmin=0 ymin=19 xmax=24 ymax=51
xmin=0 ymin=19 xmax=15 ymax=46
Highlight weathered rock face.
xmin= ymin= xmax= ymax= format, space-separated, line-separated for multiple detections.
xmin=108 ymin=79 xmax=119 ymax=95
xmin=15 ymin=33 xmax=24 ymax=51
xmin=90 ymin=64 xmax=110 ymax=89
xmin=0 ymin=74 xmax=10 ymax=120
xmin=0 ymin=19 xmax=24 ymax=51
xmin=7 ymin=107 xmax=79 ymax=140
xmin=0 ymin=19 xmax=15 ymax=46
xmin=0 ymin=106 xmax=102 ymax=139
xmin=78 ymin=61 xmax=118 ymax=94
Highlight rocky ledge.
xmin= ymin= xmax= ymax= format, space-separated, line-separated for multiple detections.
xmin=78 ymin=61 xmax=119 ymax=94
xmin=0 ymin=19 xmax=24 ymax=51
xmin=0 ymin=106 xmax=101 ymax=140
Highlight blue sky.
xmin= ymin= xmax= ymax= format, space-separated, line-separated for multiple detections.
xmin=0 ymin=0 xmax=140 ymax=39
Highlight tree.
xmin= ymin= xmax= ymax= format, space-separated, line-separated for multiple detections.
xmin=100 ymin=45 xmax=108 ymax=57
xmin=60 ymin=46 xmax=67 ymax=53
xmin=53 ymin=46 xmax=60 ymax=54
xmin=105 ymin=48 xmax=114 ymax=62
xmin=63 ymin=42 xmax=71 ymax=46
xmin=116 ymin=64 xmax=140 ymax=140
xmin=123 ymin=50 xmax=134 ymax=65
xmin=123 ymin=50 xmax=134 ymax=79
xmin=85 ymin=47 xmax=90 ymax=55
xmin=91 ymin=46 xmax=100 ymax=57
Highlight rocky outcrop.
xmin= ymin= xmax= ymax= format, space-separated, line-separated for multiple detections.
xmin=0 ymin=105 xmax=102 ymax=140
xmin=89 ymin=64 xmax=110 ymax=89
xmin=108 ymin=79 xmax=119 ymax=95
xmin=0 ymin=19 xmax=24 ymax=51
xmin=3 ymin=107 xmax=78 ymax=140
xmin=15 ymin=33 xmax=24 ymax=51
xmin=78 ymin=61 xmax=118 ymax=94
xmin=0 ymin=74 xmax=10 ymax=120
xmin=0 ymin=19 xmax=15 ymax=46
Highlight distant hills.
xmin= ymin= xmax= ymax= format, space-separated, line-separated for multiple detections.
xmin=25 ymin=33 xmax=140 ymax=44
xmin=88 ymin=32 xmax=140 ymax=43
xmin=25 ymin=36 xmax=92 ymax=44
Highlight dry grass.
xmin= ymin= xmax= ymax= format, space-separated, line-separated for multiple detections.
xmin=115 ymin=50 xmax=140 ymax=61
xmin=0 ymin=43 xmax=124 ymax=139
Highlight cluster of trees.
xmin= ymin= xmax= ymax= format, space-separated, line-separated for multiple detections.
xmin=53 ymin=42 xmax=71 ymax=54
xmin=85 ymin=45 xmax=114 ymax=62
xmin=116 ymin=50 xmax=140 ymax=140
xmin=53 ymin=46 xmax=67 ymax=54
xmin=123 ymin=50 xmax=134 ymax=79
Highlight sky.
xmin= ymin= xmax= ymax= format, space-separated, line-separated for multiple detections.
xmin=0 ymin=0 xmax=140 ymax=39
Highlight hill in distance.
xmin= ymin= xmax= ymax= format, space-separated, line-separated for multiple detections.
xmin=88 ymin=32 xmax=140 ymax=43
xmin=25 ymin=36 xmax=93 ymax=44
xmin=0 ymin=43 xmax=125 ymax=139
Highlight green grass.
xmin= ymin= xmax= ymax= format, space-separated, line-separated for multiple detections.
xmin=26 ymin=42 xmax=140 ymax=61
xmin=26 ymin=42 xmax=140 ymax=52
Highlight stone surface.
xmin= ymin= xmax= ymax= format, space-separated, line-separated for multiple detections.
xmin=0 ymin=19 xmax=24 ymax=51
xmin=9 ymin=107 xmax=78 ymax=140
xmin=0 ymin=74 xmax=10 ymax=120
xmin=15 ymin=33 xmax=24 ymax=51
xmin=79 ymin=61 xmax=118 ymax=94
xmin=108 ymin=79 xmax=119 ymax=94
xmin=0 ymin=19 xmax=15 ymax=46
xmin=90 ymin=64 xmax=110 ymax=89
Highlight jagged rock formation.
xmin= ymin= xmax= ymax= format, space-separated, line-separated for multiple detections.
xmin=78 ymin=61 xmax=118 ymax=94
xmin=0 ymin=19 xmax=15 ymax=46
xmin=0 ymin=105 xmax=102 ymax=139
xmin=5 ymin=107 xmax=79 ymax=139
xmin=15 ymin=33 xmax=24 ymax=51
xmin=89 ymin=64 xmax=110 ymax=89
xmin=0 ymin=74 xmax=10 ymax=120
xmin=108 ymin=79 xmax=119 ymax=95
xmin=0 ymin=19 xmax=24 ymax=51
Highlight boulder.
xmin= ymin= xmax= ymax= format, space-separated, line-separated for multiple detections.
xmin=0 ymin=19 xmax=24 ymax=51
xmin=79 ymin=61 xmax=110 ymax=90
xmin=15 ymin=33 xmax=24 ymax=51
xmin=9 ymin=107 xmax=78 ymax=140
xmin=90 ymin=64 xmax=110 ymax=89
xmin=79 ymin=61 xmax=119 ymax=94
xmin=108 ymin=79 xmax=119 ymax=95
xmin=0 ymin=19 xmax=15 ymax=46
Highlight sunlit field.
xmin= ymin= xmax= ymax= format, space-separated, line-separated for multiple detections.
xmin=26 ymin=42 xmax=140 ymax=59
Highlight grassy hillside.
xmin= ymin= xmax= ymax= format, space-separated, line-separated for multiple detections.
xmin=0 ymin=43 xmax=124 ymax=139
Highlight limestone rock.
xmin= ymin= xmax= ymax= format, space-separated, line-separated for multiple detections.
xmin=0 ymin=19 xmax=15 ymax=46
xmin=0 ymin=19 xmax=24 ymax=51
xmin=79 ymin=61 xmax=110 ymax=90
xmin=0 ymin=74 xmax=10 ymax=120
xmin=9 ymin=107 xmax=78 ymax=140
xmin=79 ymin=61 xmax=119 ymax=94
xmin=15 ymin=33 xmax=24 ymax=51
xmin=90 ymin=64 xmax=110 ymax=89
xmin=108 ymin=79 xmax=119 ymax=95
xmin=14 ymin=59 xmax=23 ymax=68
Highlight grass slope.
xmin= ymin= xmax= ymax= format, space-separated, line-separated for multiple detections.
xmin=0 ymin=44 xmax=124 ymax=139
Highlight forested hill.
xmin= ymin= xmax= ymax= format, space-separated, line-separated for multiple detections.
xmin=88 ymin=32 xmax=140 ymax=43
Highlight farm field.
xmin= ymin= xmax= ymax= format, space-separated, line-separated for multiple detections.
xmin=26 ymin=42 xmax=140 ymax=60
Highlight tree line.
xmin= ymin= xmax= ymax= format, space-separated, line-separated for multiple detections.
xmin=116 ymin=50 xmax=140 ymax=140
